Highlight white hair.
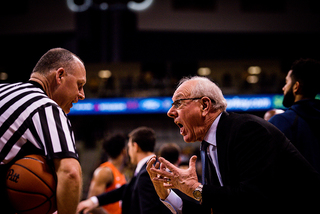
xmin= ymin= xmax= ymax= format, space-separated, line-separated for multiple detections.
xmin=177 ymin=76 xmax=227 ymax=111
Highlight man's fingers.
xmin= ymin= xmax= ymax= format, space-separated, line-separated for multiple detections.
xmin=189 ymin=155 xmax=197 ymax=169
xmin=158 ymin=157 xmax=178 ymax=172
xmin=155 ymin=161 xmax=160 ymax=168
xmin=146 ymin=156 xmax=157 ymax=172
xmin=151 ymin=167 xmax=172 ymax=178
xmin=77 ymin=200 xmax=91 ymax=214
xmin=147 ymin=155 xmax=156 ymax=164
xmin=160 ymin=162 xmax=167 ymax=171
xmin=147 ymin=157 xmax=161 ymax=180
xmin=163 ymin=183 xmax=174 ymax=188
xmin=146 ymin=156 xmax=156 ymax=169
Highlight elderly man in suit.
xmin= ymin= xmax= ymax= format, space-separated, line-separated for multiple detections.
xmin=147 ymin=76 xmax=320 ymax=214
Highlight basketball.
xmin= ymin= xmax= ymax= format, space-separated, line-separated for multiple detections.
xmin=6 ymin=154 xmax=57 ymax=214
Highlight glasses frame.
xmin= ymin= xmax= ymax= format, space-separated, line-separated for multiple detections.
xmin=171 ymin=97 xmax=203 ymax=109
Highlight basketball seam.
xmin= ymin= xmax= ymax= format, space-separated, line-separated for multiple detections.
xmin=12 ymin=163 xmax=56 ymax=194
xmin=22 ymin=156 xmax=44 ymax=164
xmin=6 ymin=187 xmax=55 ymax=213
xmin=22 ymin=156 xmax=58 ymax=183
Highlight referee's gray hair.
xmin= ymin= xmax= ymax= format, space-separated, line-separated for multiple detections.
xmin=177 ymin=76 xmax=227 ymax=111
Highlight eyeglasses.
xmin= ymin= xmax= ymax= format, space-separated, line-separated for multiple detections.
xmin=171 ymin=97 xmax=203 ymax=109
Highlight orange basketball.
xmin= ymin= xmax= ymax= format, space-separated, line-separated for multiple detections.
xmin=6 ymin=154 xmax=57 ymax=214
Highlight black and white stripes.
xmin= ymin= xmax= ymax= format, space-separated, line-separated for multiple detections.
xmin=0 ymin=82 xmax=78 ymax=165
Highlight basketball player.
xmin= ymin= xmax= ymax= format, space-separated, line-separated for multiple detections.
xmin=86 ymin=134 xmax=127 ymax=214
xmin=0 ymin=48 xmax=86 ymax=214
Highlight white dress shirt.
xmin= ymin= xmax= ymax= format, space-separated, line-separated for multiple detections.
xmin=135 ymin=154 xmax=155 ymax=176
xmin=203 ymin=113 xmax=223 ymax=186
xmin=162 ymin=113 xmax=223 ymax=214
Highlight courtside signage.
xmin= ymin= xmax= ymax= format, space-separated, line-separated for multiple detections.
xmin=69 ymin=95 xmax=287 ymax=115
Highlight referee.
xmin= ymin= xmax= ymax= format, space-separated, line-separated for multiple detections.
xmin=0 ymin=48 xmax=86 ymax=214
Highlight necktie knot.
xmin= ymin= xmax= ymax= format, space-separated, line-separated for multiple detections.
xmin=201 ymin=140 xmax=210 ymax=152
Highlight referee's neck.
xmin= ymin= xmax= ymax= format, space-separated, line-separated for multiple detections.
xmin=29 ymin=72 xmax=52 ymax=98
xmin=28 ymin=80 xmax=45 ymax=93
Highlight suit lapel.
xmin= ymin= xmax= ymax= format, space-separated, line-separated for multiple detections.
xmin=216 ymin=111 xmax=230 ymax=185
xmin=132 ymin=162 xmax=147 ymax=191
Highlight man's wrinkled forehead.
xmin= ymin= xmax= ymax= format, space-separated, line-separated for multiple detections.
xmin=173 ymin=86 xmax=188 ymax=100
xmin=172 ymin=80 xmax=196 ymax=100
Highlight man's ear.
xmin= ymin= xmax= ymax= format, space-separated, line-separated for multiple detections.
xmin=55 ymin=68 xmax=65 ymax=84
xmin=200 ymin=97 xmax=211 ymax=115
xmin=133 ymin=142 xmax=140 ymax=152
xmin=293 ymin=81 xmax=300 ymax=94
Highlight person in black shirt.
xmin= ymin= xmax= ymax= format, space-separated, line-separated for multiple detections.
xmin=269 ymin=58 xmax=320 ymax=173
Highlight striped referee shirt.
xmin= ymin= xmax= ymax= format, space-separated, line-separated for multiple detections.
xmin=0 ymin=81 xmax=78 ymax=165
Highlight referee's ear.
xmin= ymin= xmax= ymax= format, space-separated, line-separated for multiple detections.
xmin=56 ymin=68 xmax=65 ymax=85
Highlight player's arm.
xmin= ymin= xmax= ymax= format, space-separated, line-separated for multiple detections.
xmin=54 ymin=158 xmax=82 ymax=214
xmin=87 ymin=166 xmax=114 ymax=198
xmin=86 ymin=167 xmax=113 ymax=214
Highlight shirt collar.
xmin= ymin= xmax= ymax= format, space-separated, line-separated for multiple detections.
xmin=135 ymin=154 xmax=155 ymax=175
xmin=203 ymin=113 xmax=222 ymax=146
xmin=28 ymin=80 xmax=46 ymax=94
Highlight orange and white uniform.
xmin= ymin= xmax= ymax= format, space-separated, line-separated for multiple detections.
xmin=99 ymin=162 xmax=126 ymax=214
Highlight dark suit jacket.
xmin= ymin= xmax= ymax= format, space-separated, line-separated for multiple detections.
xmin=97 ymin=162 xmax=171 ymax=214
xmin=182 ymin=112 xmax=320 ymax=214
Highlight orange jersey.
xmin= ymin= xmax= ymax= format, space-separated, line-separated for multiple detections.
xmin=99 ymin=162 xmax=126 ymax=214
